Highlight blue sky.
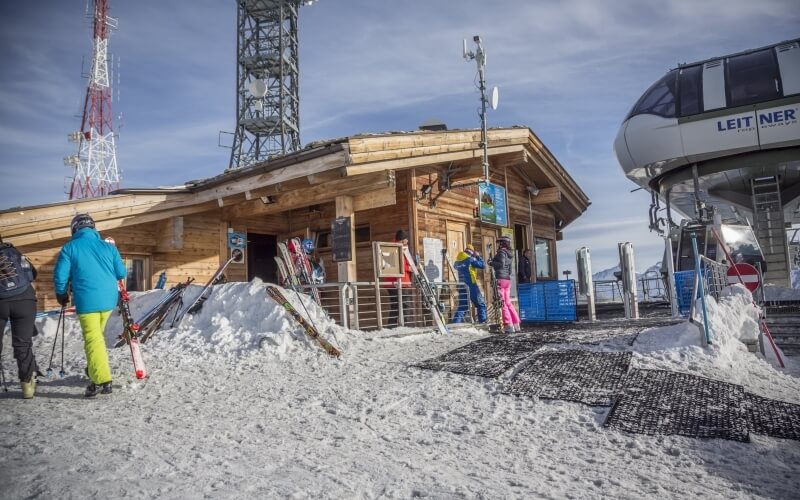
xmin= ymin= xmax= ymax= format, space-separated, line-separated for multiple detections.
xmin=1 ymin=0 xmax=798 ymax=275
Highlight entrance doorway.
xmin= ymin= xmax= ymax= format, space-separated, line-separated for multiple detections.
xmin=247 ymin=233 xmax=278 ymax=284
xmin=445 ymin=221 xmax=468 ymax=282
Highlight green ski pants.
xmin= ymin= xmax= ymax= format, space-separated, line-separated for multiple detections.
xmin=78 ymin=311 xmax=113 ymax=384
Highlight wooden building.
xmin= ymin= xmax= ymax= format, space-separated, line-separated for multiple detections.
xmin=0 ymin=127 xmax=590 ymax=312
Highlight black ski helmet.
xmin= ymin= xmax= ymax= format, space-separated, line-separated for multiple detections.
xmin=70 ymin=213 xmax=95 ymax=235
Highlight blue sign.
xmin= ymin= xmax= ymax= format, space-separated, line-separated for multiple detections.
xmin=478 ymin=182 xmax=508 ymax=227
xmin=227 ymin=232 xmax=247 ymax=249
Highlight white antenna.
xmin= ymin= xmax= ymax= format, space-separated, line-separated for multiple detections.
xmin=463 ymin=35 xmax=496 ymax=184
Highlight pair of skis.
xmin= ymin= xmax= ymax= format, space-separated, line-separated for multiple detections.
xmin=276 ymin=239 xmax=321 ymax=305
xmin=117 ymin=281 xmax=148 ymax=380
xmin=171 ymin=249 xmax=242 ymax=327
xmin=402 ymin=247 xmax=449 ymax=335
xmin=266 ymin=286 xmax=340 ymax=357
xmin=487 ymin=254 xmax=505 ymax=333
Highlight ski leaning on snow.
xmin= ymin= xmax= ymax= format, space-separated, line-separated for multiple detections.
xmin=117 ymin=281 xmax=148 ymax=380
xmin=402 ymin=247 xmax=448 ymax=335
xmin=266 ymin=286 xmax=341 ymax=357
xmin=172 ymin=250 xmax=242 ymax=327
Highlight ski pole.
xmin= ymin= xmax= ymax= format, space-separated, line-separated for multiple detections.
xmin=0 ymin=329 xmax=7 ymax=391
xmin=59 ymin=308 xmax=66 ymax=378
xmin=47 ymin=306 xmax=65 ymax=377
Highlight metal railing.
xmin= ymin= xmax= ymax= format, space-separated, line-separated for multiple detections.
xmin=588 ymin=275 xmax=668 ymax=304
xmin=292 ymin=281 xmax=471 ymax=332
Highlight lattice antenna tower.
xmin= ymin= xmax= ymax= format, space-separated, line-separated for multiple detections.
xmin=64 ymin=0 xmax=119 ymax=199
xmin=229 ymin=0 xmax=314 ymax=170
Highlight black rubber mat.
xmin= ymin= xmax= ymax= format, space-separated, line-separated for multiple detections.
xmin=604 ymin=369 xmax=749 ymax=442
xmin=413 ymin=335 xmax=544 ymax=378
xmin=743 ymin=392 xmax=800 ymax=441
xmin=504 ymin=350 xmax=632 ymax=406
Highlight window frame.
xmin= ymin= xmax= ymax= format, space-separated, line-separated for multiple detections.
xmin=122 ymin=253 xmax=151 ymax=292
xmin=627 ymin=69 xmax=678 ymax=120
xmin=725 ymin=48 xmax=782 ymax=108
xmin=534 ymin=237 xmax=554 ymax=280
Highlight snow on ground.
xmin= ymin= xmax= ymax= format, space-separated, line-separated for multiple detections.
xmin=1 ymin=280 xmax=799 ymax=499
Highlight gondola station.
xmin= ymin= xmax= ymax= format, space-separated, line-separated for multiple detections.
xmin=0 ymin=127 xmax=590 ymax=331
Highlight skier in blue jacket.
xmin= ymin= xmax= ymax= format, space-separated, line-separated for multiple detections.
xmin=451 ymin=244 xmax=487 ymax=323
xmin=53 ymin=214 xmax=126 ymax=397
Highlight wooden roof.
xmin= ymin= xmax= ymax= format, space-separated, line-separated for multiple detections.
xmin=1 ymin=127 xmax=589 ymax=246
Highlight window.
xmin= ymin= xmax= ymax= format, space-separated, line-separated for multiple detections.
xmin=534 ymin=237 xmax=552 ymax=279
xmin=678 ymin=65 xmax=703 ymax=116
xmin=124 ymin=256 xmax=150 ymax=291
xmin=627 ymin=70 xmax=677 ymax=119
xmin=727 ymin=49 xmax=780 ymax=107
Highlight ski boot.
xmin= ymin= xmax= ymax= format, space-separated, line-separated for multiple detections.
xmin=85 ymin=381 xmax=112 ymax=398
xmin=21 ymin=375 xmax=36 ymax=399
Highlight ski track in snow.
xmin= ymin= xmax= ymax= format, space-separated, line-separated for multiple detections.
xmin=1 ymin=281 xmax=799 ymax=499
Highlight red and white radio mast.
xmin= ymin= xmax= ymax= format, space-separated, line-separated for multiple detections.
xmin=64 ymin=0 xmax=119 ymax=199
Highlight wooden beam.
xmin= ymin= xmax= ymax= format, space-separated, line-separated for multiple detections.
xmin=192 ymin=150 xmax=349 ymax=205
xmin=353 ymin=186 xmax=396 ymax=211
xmin=8 ymin=201 xmax=220 ymax=247
xmin=343 ymin=144 xmax=525 ymax=176
xmin=224 ymin=170 xmax=396 ymax=219
xmin=335 ymin=196 xmax=356 ymax=283
xmin=531 ymin=187 xmax=562 ymax=205
xmin=155 ymin=216 xmax=185 ymax=253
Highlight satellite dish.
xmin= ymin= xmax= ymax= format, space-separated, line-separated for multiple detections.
xmin=490 ymin=86 xmax=499 ymax=110
xmin=249 ymin=79 xmax=267 ymax=98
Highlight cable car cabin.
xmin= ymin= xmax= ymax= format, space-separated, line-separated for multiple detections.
xmin=667 ymin=221 xmax=766 ymax=273
xmin=616 ymin=39 xmax=800 ymax=286
xmin=615 ymin=38 xmax=800 ymax=191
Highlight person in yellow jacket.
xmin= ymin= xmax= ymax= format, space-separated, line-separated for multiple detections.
xmin=53 ymin=214 xmax=126 ymax=398
xmin=451 ymin=244 xmax=488 ymax=323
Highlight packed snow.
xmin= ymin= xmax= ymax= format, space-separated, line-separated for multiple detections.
xmin=1 ymin=280 xmax=799 ymax=499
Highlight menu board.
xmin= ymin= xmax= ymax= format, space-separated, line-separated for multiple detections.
xmin=331 ymin=216 xmax=352 ymax=262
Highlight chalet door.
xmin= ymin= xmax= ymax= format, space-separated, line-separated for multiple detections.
xmin=445 ymin=221 xmax=467 ymax=282
xmin=247 ymin=233 xmax=278 ymax=284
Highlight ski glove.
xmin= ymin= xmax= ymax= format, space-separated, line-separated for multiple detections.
xmin=56 ymin=293 xmax=70 ymax=307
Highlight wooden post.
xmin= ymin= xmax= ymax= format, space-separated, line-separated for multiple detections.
xmin=335 ymin=196 xmax=357 ymax=283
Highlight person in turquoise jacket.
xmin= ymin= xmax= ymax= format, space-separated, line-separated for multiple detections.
xmin=53 ymin=214 xmax=126 ymax=398
xmin=451 ymin=244 xmax=487 ymax=323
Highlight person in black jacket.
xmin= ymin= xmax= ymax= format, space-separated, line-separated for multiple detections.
xmin=0 ymin=235 xmax=40 ymax=399
xmin=518 ymin=249 xmax=533 ymax=284
xmin=490 ymin=236 xmax=521 ymax=333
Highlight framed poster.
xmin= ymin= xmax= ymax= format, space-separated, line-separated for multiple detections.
xmin=478 ymin=182 xmax=508 ymax=227
xmin=372 ymin=242 xmax=404 ymax=278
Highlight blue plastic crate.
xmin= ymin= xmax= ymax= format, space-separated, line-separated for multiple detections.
xmin=518 ymin=280 xmax=577 ymax=322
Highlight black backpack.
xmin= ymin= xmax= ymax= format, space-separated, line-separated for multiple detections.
xmin=0 ymin=243 xmax=34 ymax=299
